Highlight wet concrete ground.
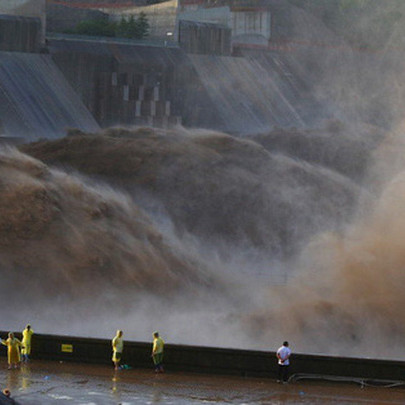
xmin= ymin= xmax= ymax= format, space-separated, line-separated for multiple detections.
xmin=1 ymin=359 xmax=405 ymax=404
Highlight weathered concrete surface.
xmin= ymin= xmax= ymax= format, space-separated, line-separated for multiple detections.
xmin=0 ymin=52 xmax=99 ymax=141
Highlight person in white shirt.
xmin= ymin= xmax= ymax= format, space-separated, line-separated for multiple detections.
xmin=276 ymin=341 xmax=291 ymax=383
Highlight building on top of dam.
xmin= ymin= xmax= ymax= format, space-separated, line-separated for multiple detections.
xmin=46 ymin=0 xmax=340 ymax=56
xmin=178 ymin=0 xmax=272 ymax=52
xmin=0 ymin=0 xmax=46 ymax=46
xmin=46 ymin=0 xmax=277 ymax=54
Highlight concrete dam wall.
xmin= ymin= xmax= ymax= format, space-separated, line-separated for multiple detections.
xmin=47 ymin=34 xmax=399 ymax=135
xmin=188 ymin=52 xmax=324 ymax=133
xmin=49 ymin=36 xmax=321 ymax=134
xmin=49 ymin=37 xmax=224 ymax=130
xmin=0 ymin=51 xmax=100 ymax=141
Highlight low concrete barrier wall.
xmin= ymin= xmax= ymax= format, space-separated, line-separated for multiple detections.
xmin=1 ymin=331 xmax=404 ymax=382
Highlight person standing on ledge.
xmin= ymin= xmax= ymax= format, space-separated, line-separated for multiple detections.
xmin=151 ymin=331 xmax=164 ymax=373
xmin=276 ymin=341 xmax=291 ymax=383
xmin=1 ymin=332 xmax=22 ymax=369
xmin=112 ymin=330 xmax=124 ymax=371
xmin=21 ymin=324 xmax=34 ymax=363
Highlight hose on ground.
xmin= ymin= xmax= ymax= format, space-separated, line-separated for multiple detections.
xmin=289 ymin=373 xmax=405 ymax=388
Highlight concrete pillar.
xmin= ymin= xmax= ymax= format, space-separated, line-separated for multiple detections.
xmin=135 ymin=101 xmax=141 ymax=117
xmin=112 ymin=72 xmax=118 ymax=86
xmin=153 ymin=86 xmax=160 ymax=101
xmin=138 ymin=86 xmax=145 ymax=101
xmin=165 ymin=101 xmax=171 ymax=116
xmin=123 ymin=85 xmax=129 ymax=101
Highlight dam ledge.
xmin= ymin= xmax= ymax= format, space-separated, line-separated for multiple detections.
xmin=1 ymin=331 xmax=405 ymax=385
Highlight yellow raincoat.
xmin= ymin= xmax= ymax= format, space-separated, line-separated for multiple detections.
xmin=112 ymin=331 xmax=123 ymax=362
xmin=22 ymin=326 xmax=34 ymax=355
xmin=1 ymin=335 xmax=22 ymax=365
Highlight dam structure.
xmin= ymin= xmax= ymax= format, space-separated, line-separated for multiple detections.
xmin=2 ymin=4 xmax=405 ymax=404
xmin=0 ymin=0 xmax=343 ymax=143
xmin=0 ymin=0 xmax=394 ymax=141
xmin=0 ymin=2 xmax=100 ymax=142
xmin=46 ymin=33 xmax=322 ymax=134
xmin=0 ymin=0 xmax=402 ymax=142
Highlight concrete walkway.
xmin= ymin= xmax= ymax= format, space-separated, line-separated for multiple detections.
xmin=1 ymin=359 xmax=405 ymax=404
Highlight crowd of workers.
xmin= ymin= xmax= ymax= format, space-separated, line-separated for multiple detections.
xmin=0 ymin=326 xmax=291 ymax=383
xmin=0 ymin=326 xmax=166 ymax=374
xmin=0 ymin=327 xmax=293 ymax=405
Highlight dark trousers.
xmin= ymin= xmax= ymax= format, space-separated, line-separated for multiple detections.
xmin=278 ymin=365 xmax=289 ymax=382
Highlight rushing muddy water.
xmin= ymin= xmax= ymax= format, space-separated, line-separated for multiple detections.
xmin=3 ymin=2 xmax=405 ymax=360
xmin=2 ymin=118 xmax=405 ymax=359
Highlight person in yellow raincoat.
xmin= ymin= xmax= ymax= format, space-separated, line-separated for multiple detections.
xmin=112 ymin=330 xmax=123 ymax=370
xmin=1 ymin=332 xmax=22 ymax=369
xmin=151 ymin=331 xmax=164 ymax=373
xmin=21 ymin=324 xmax=33 ymax=362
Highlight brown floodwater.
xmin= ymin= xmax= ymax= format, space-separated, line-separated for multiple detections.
xmin=1 ymin=359 xmax=405 ymax=404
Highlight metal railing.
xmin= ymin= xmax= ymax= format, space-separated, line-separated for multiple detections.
xmin=46 ymin=31 xmax=179 ymax=48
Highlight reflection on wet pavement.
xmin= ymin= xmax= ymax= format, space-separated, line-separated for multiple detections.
xmin=0 ymin=359 xmax=404 ymax=404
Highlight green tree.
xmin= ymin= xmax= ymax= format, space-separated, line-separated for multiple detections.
xmin=74 ymin=18 xmax=116 ymax=37
xmin=114 ymin=13 xmax=150 ymax=39
xmin=136 ymin=12 xmax=150 ymax=39
xmin=71 ymin=13 xmax=150 ymax=40
xmin=116 ymin=16 xmax=129 ymax=38
xmin=126 ymin=15 xmax=139 ymax=38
